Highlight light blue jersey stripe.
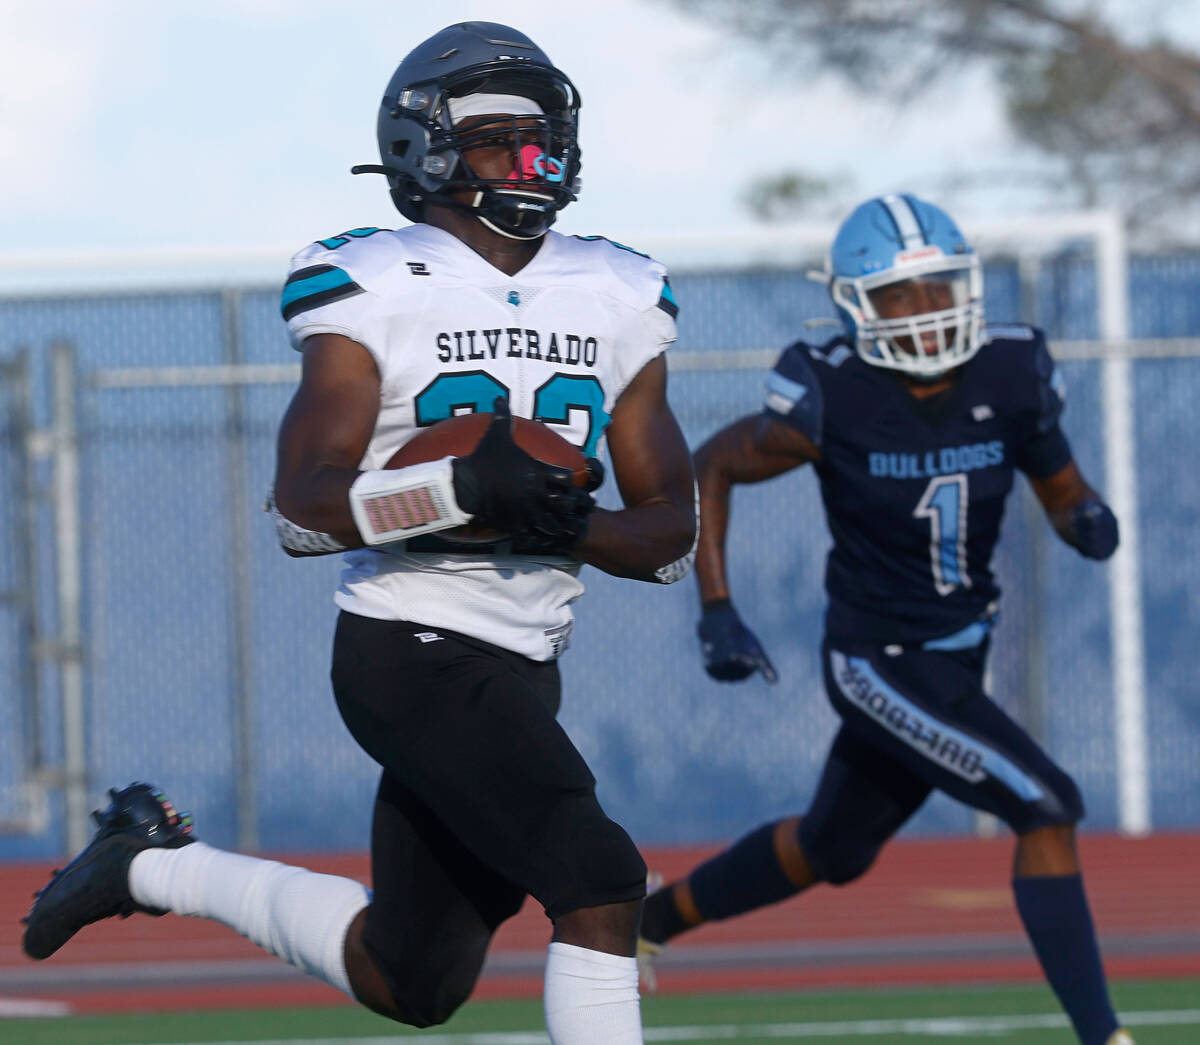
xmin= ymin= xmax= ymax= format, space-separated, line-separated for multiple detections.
xmin=831 ymin=650 xmax=1045 ymax=801
xmin=766 ymin=371 xmax=808 ymax=404
xmin=922 ymin=619 xmax=991 ymax=651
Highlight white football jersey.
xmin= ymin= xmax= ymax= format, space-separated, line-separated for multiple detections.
xmin=282 ymin=224 xmax=678 ymax=661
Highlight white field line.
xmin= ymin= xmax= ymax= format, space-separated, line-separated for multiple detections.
xmin=135 ymin=1006 xmax=1200 ymax=1044
xmin=0 ymin=996 xmax=73 ymax=1017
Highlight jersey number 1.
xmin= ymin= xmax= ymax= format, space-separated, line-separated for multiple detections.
xmin=913 ymin=474 xmax=971 ymax=596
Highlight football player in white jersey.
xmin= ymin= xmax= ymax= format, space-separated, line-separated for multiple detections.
xmin=22 ymin=23 xmax=694 ymax=1045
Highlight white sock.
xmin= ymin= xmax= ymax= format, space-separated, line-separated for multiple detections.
xmin=128 ymin=842 xmax=370 ymax=998
xmin=543 ymin=941 xmax=642 ymax=1044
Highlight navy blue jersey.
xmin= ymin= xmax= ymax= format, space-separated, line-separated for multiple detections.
xmin=764 ymin=327 xmax=1072 ymax=644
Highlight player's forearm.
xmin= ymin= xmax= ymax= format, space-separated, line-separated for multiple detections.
xmin=692 ymin=414 xmax=814 ymax=600
xmin=1044 ymin=479 xmax=1098 ymax=536
xmin=692 ymin=416 xmax=779 ymax=601
xmin=575 ymin=499 xmax=695 ymax=581
xmin=694 ymin=478 xmax=733 ymax=603
xmin=693 ymin=440 xmax=737 ymax=604
xmin=1031 ymin=465 xmax=1118 ymax=560
xmin=274 ymin=466 xmax=365 ymax=548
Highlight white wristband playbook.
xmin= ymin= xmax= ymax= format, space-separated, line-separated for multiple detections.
xmin=348 ymin=458 xmax=472 ymax=544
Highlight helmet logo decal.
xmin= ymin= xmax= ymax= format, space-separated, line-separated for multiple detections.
xmin=897 ymin=246 xmax=943 ymax=264
xmin=509 ymin=143 xmax=566 ymax=184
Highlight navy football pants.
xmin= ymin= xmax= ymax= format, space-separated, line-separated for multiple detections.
xmin=800 ymin=636 xmax=1083 ymax=884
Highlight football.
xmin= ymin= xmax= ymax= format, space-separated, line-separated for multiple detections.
xmin=385 ymin=412 xmax=589 ymax=543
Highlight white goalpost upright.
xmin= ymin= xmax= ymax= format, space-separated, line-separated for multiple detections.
xmin=1093 ymin=215 xmax=1151 ymax=836
xmin=967 ymin=211 xmax=1148 ymax=837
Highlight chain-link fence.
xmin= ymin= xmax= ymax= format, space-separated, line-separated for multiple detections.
xmin=2 ymin=245 xmax=1199 ymax=859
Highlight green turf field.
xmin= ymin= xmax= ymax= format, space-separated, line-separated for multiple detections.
xmin=1 ymin=979 xmax=1196 ymax=1044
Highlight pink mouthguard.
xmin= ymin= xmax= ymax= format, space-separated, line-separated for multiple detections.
xmin=508 ymin=144 xmax=566 ymax=184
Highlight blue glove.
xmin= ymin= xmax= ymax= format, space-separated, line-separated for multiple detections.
xmin=697 ymin=599 xmax=778 ymax=683
xmin=1067 ymin=499 xmax=1119 ymax=560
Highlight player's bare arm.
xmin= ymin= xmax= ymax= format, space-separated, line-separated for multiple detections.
xmin=1029 ymin=459 xmax=1119 ymax=560
xmin=694 ymin=414 xmax=819 ymax=603
xmin=1028 ymin=458 xmax=1098 ymax=525
xmin=574 ymin=353 xmax=695 ymax=581
xmin=690 ymin=414 xmax=818 ymax=684
xmin=274 ymin=332 xmax=381 ymax=548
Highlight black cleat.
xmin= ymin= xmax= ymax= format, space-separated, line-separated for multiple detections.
xmin=22 ymin=782 xmax=195 ymax=960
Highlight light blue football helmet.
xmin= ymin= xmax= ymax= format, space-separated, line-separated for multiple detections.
xmin=814 ymin=194 xmax=985 ymax=377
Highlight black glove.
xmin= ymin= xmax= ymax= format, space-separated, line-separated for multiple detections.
xmin=452 ymin=398 xmax=597 ymax=545
xmin=1066 ymin=499 xmax=1119 ymax=560
xmin=697 ymin=598 xmax=778 ymax=683
xmin=510 ymin=458 xmax=605 ymax=554
xmin=580 ymin=457 xmax=605 ymax=494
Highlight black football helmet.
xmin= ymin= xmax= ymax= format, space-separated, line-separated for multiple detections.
xmin=352 ymin=22 xmax=581 ymax=240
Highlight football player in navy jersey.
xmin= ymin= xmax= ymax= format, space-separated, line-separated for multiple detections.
xmin=639 ymin=195 xmax=1132 ymax=1045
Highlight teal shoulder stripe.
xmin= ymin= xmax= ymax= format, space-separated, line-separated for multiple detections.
xmin=657 ymin=278 xmax=679 ymax=319
xmin=280 ymin=265 xmax=363 ymax=321
xmin=281 ymin=267 xmax=353 ymax=310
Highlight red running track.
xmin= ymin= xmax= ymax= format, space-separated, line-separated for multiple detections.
xmin=1 ymin=833 xmax=1197 ymax=1014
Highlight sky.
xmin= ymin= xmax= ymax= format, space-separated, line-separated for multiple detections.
xmin=1 ymin=0 xmax=1194 ymax=279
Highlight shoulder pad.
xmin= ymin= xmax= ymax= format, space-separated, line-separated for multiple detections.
xmin=312 ymin=226 xmax=389 ymax=252
xmin=995 ymin=326 xmax=1063 ymax=431
xmin=566 ymin=234 xmax=673 ymax=314
xmin=288 ymin=227 xmax=403 ymax=279
xmin=283 ymin=227 xmax=428 ymax=323
xmin=287 ymin=228 xmax=402 ymax=285
xmin=980 ymin=324 xmax=1053 ymax=372
xmin=978 ymin=325 xmax=1062 ymax=415
xmin=281 ymin=262 xmax=365 ymax=322
xmin=773 ymin=340 xmax=820 ymax=385
xmin=1031 ymin=331 xmax=1066 ymax=426
xmin=282 ymin=228 xmax=411 ymax=350
xmin=765 ymin=342 xmax=824 ymax=444
xmin=570 ymin=234 xmax=653 ymax=261
xmin=983 ymin=323 xmax=1038 ymax=344
xmin=293 ymin=226 xmax=392 ymax=262
xmin=805 ymin=335 xmax=856 ymax=369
